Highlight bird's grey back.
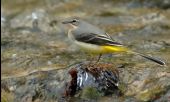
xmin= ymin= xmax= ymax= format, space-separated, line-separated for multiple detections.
xmin=72 ymin=20 xmax=106 ymax=36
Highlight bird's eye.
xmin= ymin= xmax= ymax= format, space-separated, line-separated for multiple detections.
xmin=72 ymin=19 xmax=77 ymax=23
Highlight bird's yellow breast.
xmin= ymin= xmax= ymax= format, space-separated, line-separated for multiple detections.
xmin=74 ymin=41 xmax=104 ymax=53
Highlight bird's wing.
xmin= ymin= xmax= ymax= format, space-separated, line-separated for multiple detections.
xmin=74 ymin=33 xmax=123 ymax=46
xmin=105 ymin=33 xmax=113 ymax=40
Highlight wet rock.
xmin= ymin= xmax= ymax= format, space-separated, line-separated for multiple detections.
xmin=1 ymin=52 xmax=169 ymax=102
xmin=154 ymin=89 xmax=170 ymax=102
xmin=1 ymin=14 xmax=6 ymax=28
xmin=123 ymin=67 xmax=170 ymax=102
xmin=64 ymin=62 xmax=120 ymax=97
xmin=1 ymin=68 xmax=68 ymax=102
xmin=9 ymin=9 xmax=50 ymax=32
xmin=126 ymin=0 xmax=170 ymax=9
xmin=1 ymin=62 xmax=121 ymax=102
xmin=147 ymin=0 xmax=170 ymax=9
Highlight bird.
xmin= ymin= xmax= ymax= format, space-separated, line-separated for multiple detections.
xmin=62 ymin=17 xmax=165 ymax=66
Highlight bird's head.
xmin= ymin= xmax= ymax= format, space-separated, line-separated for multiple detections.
xmin=62 ymin=17 xmax=80 ymax=29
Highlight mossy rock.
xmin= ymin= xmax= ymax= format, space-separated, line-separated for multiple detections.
xmin=81 ymin=87 xmax=101 ymax=100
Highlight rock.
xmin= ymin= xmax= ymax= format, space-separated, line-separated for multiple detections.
xmin=1 ymin=62 xmax=121 ymax=102
xmin=64 ymin=62 xmax=120 ymax=97
xmin=1 ymin=68 xmax=68 ymax=102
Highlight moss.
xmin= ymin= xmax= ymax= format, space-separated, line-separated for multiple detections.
xmin=1 ymin=90 xmax=14 ymax=102
xmin=159 ymin=47 xmax=170 ymax=53
xmin=97 ymin=11 xmax=121 ymax=17
xmin=118 ymin=82 xmax=127 ymax=94
xmin=97 ymin=8 xmax=127 ymax=17
xmin=36 ymin=71 xmax=49 ymax=81
xmin=136 ymin=85 xmax=165 ymax=101
xmin=81 ymin=87 xmax=101 ymax=100
xmin=17 ymin=77 xmax=27 ymax=85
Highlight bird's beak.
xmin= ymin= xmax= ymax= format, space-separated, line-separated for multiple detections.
xmin=62 ymin=20 xmax=72 ymax=24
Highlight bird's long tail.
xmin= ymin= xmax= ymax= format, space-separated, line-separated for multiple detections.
xmin=102 ymin=46 xmax=165 ymax=66
xmin=128 ymin=51 xmax=165 ymax=66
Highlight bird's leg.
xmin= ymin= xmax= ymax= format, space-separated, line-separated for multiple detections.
xmin=95 ymin=54 xmax=102 ymax=64
xmin=86 ymin=53 xmax=102 ymax=67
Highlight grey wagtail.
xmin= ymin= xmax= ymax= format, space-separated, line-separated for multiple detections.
xmin=62 ymin=17 xmax=165 ymax=66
